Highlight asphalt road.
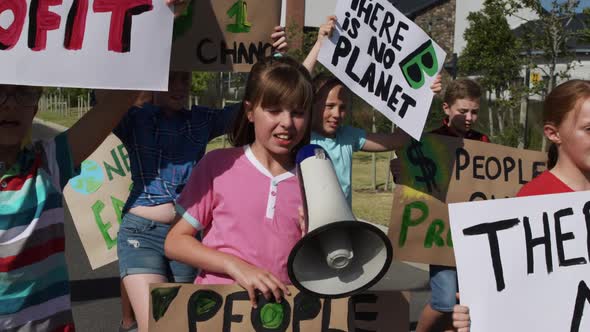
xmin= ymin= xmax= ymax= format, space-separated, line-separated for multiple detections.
xmin=32 ymin=118 xmax=432 ymax=332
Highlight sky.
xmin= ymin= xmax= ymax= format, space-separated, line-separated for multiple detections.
xmin=541 ymin=0 xmax=590 ymax=12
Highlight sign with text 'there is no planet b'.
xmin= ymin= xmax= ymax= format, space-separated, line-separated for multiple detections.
xmin=318 ymin=0 xmax=446 ymax=139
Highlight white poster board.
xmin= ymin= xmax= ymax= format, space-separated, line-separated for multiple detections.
xmin=317 ymin=0 xmax=446 ymax=140
xmin=0 ymin=0 xmax=174 ymax=90
xmin=449 ymin=191 xmax=590 ymax=332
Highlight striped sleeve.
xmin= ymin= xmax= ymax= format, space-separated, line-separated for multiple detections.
xmin=41 ymin=133 xmax=79 ymax=191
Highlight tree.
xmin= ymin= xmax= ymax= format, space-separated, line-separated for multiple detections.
xmin=503 ymin=0 xmax=580 ymax=93
xmin=459 ymin=0 xmax=524 ymax=146
xmin=501 ymin=0 xmax=580 ymax=150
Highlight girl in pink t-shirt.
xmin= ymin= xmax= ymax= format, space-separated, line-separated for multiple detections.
xmin=452 ymin=79 xmax=590 ymax=332
xmin=165 ymin=55 xmax=313 ymax=307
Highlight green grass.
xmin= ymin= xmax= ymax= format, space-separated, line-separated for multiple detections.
xmin=207 ymin=137 xmax=395 ymax=226
xmin=35 ymin=109 xmax=80 ymax=128
xmin=351 ymin=151 xmax=395 ymax=226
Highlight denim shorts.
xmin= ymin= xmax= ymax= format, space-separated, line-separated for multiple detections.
xmin=118 ymin=213 xmax=196 ymax=282
xmin=429 ymin=264 xmax=458 ymax=312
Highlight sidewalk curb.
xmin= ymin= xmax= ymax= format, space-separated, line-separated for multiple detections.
xmin=33 ymin=118 xmax=69 ymax=133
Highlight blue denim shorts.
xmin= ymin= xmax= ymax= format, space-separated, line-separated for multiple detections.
xmin=429 ymin=265 xmax=458 ymax=312
xmin=117 ymin=213 xmax=196 ymax=282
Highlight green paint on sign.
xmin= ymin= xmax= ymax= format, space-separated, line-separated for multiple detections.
xmin=227 ymin=0 xmax=252 ymax=33
xmin=260 ymin=303 xmax=284 ymax=329
xmin=196 ymin=294 xmax=217 ymax=316
xmin=69 ymin=160 xmax=104 ymax=195
xmin=173 ymin=0 xmax=195 ymax=40
xmin=399 ymin=40 xmax=439 ymax=90
xmin=151 ymin=287 xmax=181 ymax=322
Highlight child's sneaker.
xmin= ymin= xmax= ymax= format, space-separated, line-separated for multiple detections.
xmin=118 ymin=321 xmax=138 ymax=332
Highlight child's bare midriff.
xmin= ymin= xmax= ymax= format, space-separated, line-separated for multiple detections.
xmin=128 ymin=202 xmax=177 ymax=224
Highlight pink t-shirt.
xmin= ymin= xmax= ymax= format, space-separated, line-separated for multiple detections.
xmin=175 ymin=146 xmax=302 ymax=284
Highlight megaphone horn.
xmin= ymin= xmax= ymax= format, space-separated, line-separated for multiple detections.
xmin=288 ymin=145 xmax=393 ymax=298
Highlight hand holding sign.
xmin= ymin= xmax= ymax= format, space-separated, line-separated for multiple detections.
xmin=453 ymin=302 xmax=471 ymax=332
xmin=270 ymin=26 xmax=288 ymax=54
xmin=224 ymin=256 xmax=291 ymax=308
xmin=148 ymin=283 xmax=410 ymax=331
xmin=317 ymin=0 xmax=446 ymax=139
xmin=449 ymin=192 xmax=590 ymax=332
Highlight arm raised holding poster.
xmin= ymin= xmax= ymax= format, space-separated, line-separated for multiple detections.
xmin=316 ymin=0 xmax=446 ymax=140
xmin=303 ymin=15 xmax=441 ymax=206
xmin=0 ymin=4 xmax=183 ymax=330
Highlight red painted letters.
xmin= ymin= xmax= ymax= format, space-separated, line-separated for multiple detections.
xmin=28 ymin=0 xmax=63 ymax=51
xmin=93 ymin=0 xmax=153 ymax=53
xmin=0 ymin=0 xmax=27 ymax=50
xmin=64 ymin=0 xmax=89 ymax=50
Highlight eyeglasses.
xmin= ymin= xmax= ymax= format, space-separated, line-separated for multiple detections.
xmin=0 ymin=88 xmax=42 ymax=107
xmin=400 ymin=40 xmax=439 ymax=90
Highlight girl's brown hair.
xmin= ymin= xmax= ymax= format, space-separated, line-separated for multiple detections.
xmin=228 ymin=55 xmax=314 ymax=155
xmin=312 ymin=72 xmax=342 ymax=96
xmin=544 ymin=79 xmax=590 ymax=168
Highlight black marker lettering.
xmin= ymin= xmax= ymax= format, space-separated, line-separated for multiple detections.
xmin=392 ymin=21 xmax=408 ymax=51
xmin=368 ymin=2 xmax=383 ymax=32
xmin=503 ymin=157 xmax=515 ymax=182
xmin=463 ymin=218 xmax=521 ymax=291
xmin=523 ymin=214 xmax=553 ymax=274
xmin=555 ymin=208 xmax=587 ymax=267
xmin=223 ymin=291 xmax=249 ymax=332
xmin=485 ymin=156 xmax=501 ymax=180
xmin=398 ymin=93 xmax=416 ymax=119
xmin=359 ymin=62 xmax=376 ymax=92
xmin=473 ymin=155 xmax=485 ymax=180
xmin=455 ymin=148 xmax=469 ymax=181
xmin=378 ymin=11 xmax=394 ymax=43
xmin=331 ymin=35 xmax=351 ymax=67
xmin=293 ymin=293 xmax=321 ymax=332
xmin=570 ymin=280 xmax=590 ymax=332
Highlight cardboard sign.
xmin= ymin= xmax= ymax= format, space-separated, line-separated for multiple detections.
xmin=0 ymin=0 xmax=174 ymax=90
xmin=149 ymin=283 xmax=409 ymax=332
xmin=171 ymin=0 xmax=281 ymax=72
xmin=449 ymin=191 xmax=590 ymax=332
xmin=317 ymin=0 xmax=446 ymax=139
xmin=64 ymin=135 xmax=131 ymax=269
xmin=388 ymin=134 xmax=547 ymax=266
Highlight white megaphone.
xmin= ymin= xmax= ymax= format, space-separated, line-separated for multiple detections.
xmin=288 ymin=144 xmax=393 ymax=298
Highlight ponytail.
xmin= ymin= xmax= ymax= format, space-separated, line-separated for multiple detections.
xmin=547 ymin=143 xmax=558 ymax=170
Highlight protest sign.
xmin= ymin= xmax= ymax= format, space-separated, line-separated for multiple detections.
xmin=171 ymin=0 xmax=281 ymax=72
xmin=149 ymin=283 xmax=409 ymax=332
xmin=317 ymin=0 xmax=446 ymax=139
xmin=388 ymin=134 xmax=547 ymax=266
xmin=449 ymin=191 xmax=590 ymax=332
xmin=0 ymin=0 xmax=174 ymax=90
xmin=64 ymin=135 xmax=131 ymax=269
